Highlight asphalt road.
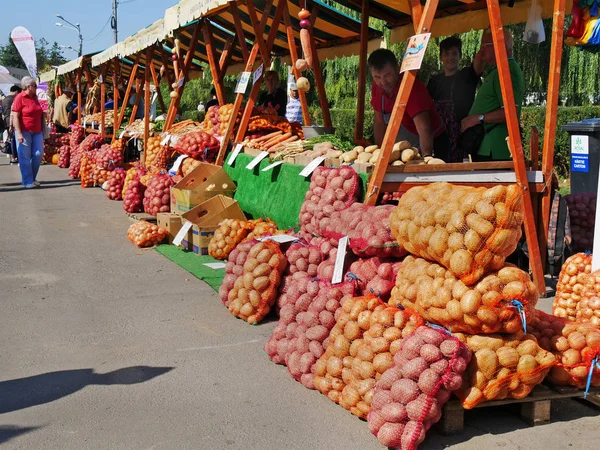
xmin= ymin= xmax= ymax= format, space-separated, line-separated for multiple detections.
xmin=0 ymin=157 xmax=598 ymax=450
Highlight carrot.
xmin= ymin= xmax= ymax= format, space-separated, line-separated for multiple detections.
xmin=270 ymin=135 xmax=300 ymax=152
xmin=264 ymin=132 xmax=292 ymax=149
xmin=254 ymin=131 xmax=282 ymax=143
xmin=300 ymin=29 xmax=312 ymax=68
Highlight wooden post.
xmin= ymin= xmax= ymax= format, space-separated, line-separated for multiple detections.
xmin=114 ymin=54 xmax=140 ymax=135
xmin=354 ymin=0 xmax=369 ymax=142
xmin=76 ymin=68 xmax=83 ymax=123
xmin=100 ymin=66 xmax=107 ymax=139
xmin=202 ymin=20 xmax=225 ymax=105
xmin=82 ymin=63 xmax=94 ymax=89
xmin=530 ymin=126 xmax=540 ymax=171
xmin=307 ymin=6 xmax=332 ymax=128
xmin=283 ymin=0 xmax=311 ymax=126
xmin=540 ymin=0 xmax=566 ymax=269
xmin=113 ymin=57 xmax=120 ymax=139
xmin=218 ymin=35 xmax=236 ymax=83
xmin=160 ymin=45 xmax=174 ymax=88
xmin=149 ymin=54 xmax=167 ymax=114
xmin=409 ymin=0 xmax=424 ymax=32
xmin=230 ymin=1 xmax=251 ymax=62
xmin=144 ymin=47 xmax=152 ymax=158
xmin=365 ymin=0 xmax=439 ymax=205
xmin=486 ymin=0 xmax=546 ymax=294
xmin=247 ymin=0 xmax=271 ymax=64
xmin=130 ymin=78 xmax=143 ymax=126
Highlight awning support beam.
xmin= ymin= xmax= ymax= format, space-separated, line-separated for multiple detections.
xmin=354 ymin=0 xmax=370 ymax=142
xmin=114 ymin=54 xmax=140 ymax=135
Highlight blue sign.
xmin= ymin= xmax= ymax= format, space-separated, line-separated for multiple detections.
xmin=572 ymin=154 xmax=589 ymax=172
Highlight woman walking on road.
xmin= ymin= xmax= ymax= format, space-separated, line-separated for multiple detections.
xmin=11 ymin=76 xmax=45 ymax=188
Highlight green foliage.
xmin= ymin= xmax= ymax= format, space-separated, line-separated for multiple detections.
xmin=0 ymin=35 xmax=66 ymax=73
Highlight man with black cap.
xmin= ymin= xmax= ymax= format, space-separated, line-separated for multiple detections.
xmin=53 ymin=87 xmax=75 ymax=133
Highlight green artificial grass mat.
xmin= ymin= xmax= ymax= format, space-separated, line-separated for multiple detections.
xmin=155 ymin=244 xmax=224 ymax=292
xmin=223 ymin=153 xmax=370 ymax=230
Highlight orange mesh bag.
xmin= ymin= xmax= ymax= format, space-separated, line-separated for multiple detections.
xmin=122 ymin=167 xmax=143 ymax=197
xmin=93 ymin=166 xmax=111 ymax=186
xmin=314 ymin=296 xmax=424 ymax=419
xmin=454 ymin=332 xmax=555 ymax=409
xmin=110 ymin=138 xmax=125 ymax=152
xmin=576 ymin=270 xmax=600 ymax=327
xmin=244 ymin=218 xmax=279 ymax=241
xmin=368 ymin=326 xmax=471 ymax=450
xmin=127 ymin=221 xmax=168 ymax=247
xmin=390 ymin=183 xmax=524 ymax=285
xmin=145 ymin=136 xmax=163 ymax=168
xmin=208 ymin=219 xmax=253 ymax=260
xmin=389 ymin=256 xmax=537 ymax=334
xmin=226 ymin=240 xmax=287 ymax=324
xmin=96 ymin=144 xmax=123 ymax=170
xmin=553 ymin=253 xmax=592 ymax=321
xmin=80 ymin=153 xmax=95 ymax=188
xmin=219 ymin=240 xmax=258 ymax=307
xmin=143 ymin=172 xmax=174 ymax=216
xmin=529 ymin=310 xmax=600 ymax=388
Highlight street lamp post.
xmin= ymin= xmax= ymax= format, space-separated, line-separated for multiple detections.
xmin=55 ymin=14 xmax=83 ymax=57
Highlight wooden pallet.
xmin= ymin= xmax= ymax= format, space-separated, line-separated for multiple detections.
xmin=438 ymin=384 xmax=600 ymax=435
xmin=126 ymin=212 xmax=157 ymax=223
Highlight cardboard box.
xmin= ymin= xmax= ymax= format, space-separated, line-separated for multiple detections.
xmin=170 ymin=163 xmax=236 ymax=215
xmin=181 ymin=195 xmax=246 ymax=255
xmin=157 ymin=213 xmax=183 ymax=244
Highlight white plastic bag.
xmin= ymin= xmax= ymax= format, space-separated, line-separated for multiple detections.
xmin=523 ymin=0 xmax=546 ymax=44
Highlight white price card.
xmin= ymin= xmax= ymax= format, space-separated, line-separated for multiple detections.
xmin=160 ymin=134 xmax=172 ymax=147
xmin=246 ymin=151 xmax=269 ymax=170
xmin=173 ymin=221 xmax=193 ymax=247
xmin=400 ymin=33 xmax=431 ymax=74
xmin=227 ymin=143 xmax=243 ymax=166
xmin=119 ymin=130 xmax=126 ymax=139
xmin=258 ymin=234 xmax=299 ymax=244
xmin=169 ymin=154 xmax=188 ymax=176
xmin=91 ymin=121 xmax=96 ymax=130
xmin=235 ymin=72 xmax=251 ymax=94
xmin=262 ymin=160 xmax=284 ymax=172
xmin=332 ymin=236 xmax=349 ymax=284
xmin=253 ymin=63 xmax=264 ymax=85
xmin=204 ymin=262 xmax=227 ymax=270
xmin=99 ymin=75 xmax=103 ymax=83
xmin=299 ymin=156 xmax=326 ymax=177
xmin=83 ymin=119 xmax=87 ymax=128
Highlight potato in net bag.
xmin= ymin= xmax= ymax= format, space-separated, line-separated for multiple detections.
xmin=454 ymin=332 xmax=555 ymax=409
xmin=314 ymin=296 xmax=424 ymax=419
xmin=529 ymin=310 xmax=600 ymax=389
xmin=389 ymin=256 xmax=537 ymax=334
xmin=368 ymin=326 xmax=471 ymax=450
xmin=576 ymin=269 xmax=600 ymax=327
xmin=219 ymin=240 xmax=258 ymax=307
xmin=208 ymin=219 xmax=252 ymax=260
xmin=349 ymin=257 xmax=402 ymax=301
xmin=244 ymin=218 xmax=279 ymax=241
xmin=553 ymin=252 xmax=592 ymax=321
xmin=390 ymin=183 xmax=523 ymax=285
xmin=284 ymin=242 xmax=323 ymax=279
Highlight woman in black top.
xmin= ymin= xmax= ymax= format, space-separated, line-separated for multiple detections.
xmin=427 ymin=37 xmax=483 ymax=162
xmin=258 ymin=70 xmax=287 ymax=117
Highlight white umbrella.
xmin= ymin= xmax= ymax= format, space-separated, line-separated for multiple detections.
xmin=0 ymin=72 xmax=21 ymax=96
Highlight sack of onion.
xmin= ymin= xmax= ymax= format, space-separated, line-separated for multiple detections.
xmin=127 ymin=221 xmax=168 ymax=247
xmin=576 ymin=270 xmax=600 ymax=327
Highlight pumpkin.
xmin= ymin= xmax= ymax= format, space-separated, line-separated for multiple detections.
xmin=297 ymin=77 xmax=311 ymax=93
xmin=52 ymin=153 xmax=60 ymax=165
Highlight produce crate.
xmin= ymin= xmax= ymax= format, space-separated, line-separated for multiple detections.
xmin=438 ymin=384 xmax=600 ymax=435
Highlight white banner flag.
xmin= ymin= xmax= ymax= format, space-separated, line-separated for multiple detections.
xmin=11 ymin=27 xmax=37 ymax=79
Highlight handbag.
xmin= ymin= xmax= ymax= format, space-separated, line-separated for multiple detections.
xmin=458 ymin=123 xmax=486 ymax=156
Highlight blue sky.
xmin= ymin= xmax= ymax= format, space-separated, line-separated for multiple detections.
xmin=3 ymin=0 xmax=177 ymax=57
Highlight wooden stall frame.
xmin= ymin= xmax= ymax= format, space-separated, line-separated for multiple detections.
xmin=114 ymin=54 xmax=140 ymax=136
xmin=354 ymin=0 xmax=369 ymax=142
xmin=143 ymin=46 xmax=152 ymax=160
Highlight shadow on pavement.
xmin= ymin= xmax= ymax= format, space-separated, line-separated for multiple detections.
xmin=0 ymin=366 xmax=173 ymax=415
xmin=0 ymin=425 xmax=41 ymax=445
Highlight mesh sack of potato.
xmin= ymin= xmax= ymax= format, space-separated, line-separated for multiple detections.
xmin=58 ymin=145 xmax=70 ymax=168
xmin=143 ymin=172 xmax=174 ymax=216
xmin=299 ymin=167 xmax=360 ymax=236
xmin=225 ymin=240 xmax=287 ymax=324
xmin=390 ymin=183 xmax=524 ymax=285
xmin=106 ymin=168 xmax=126 ymax=200
xmin=179 ymin=157 xmax=202 ymax=177
xmin=127 ymin=221 xmax=168 ymax=248
xmin=219 ymin=240 xmax=258 ymax=307
xmin=309 ymin=236 xmax=338 ymax=260
xmin=553 ymin=253 xmax=592 ymax=321
xmin=454 ymin=332 xmax=556 ymax=409
xmin=93 ymin=165 xmax=111 ymax=186
xmin=349 ymin=258 xmax=402 ymax=301
xmin=389 ymin=256 xmax=537 ymax=334
xmin=145 ymin=136 xmax=163 ymax=168
xmin=80 ymin=153 xmax=96 ymax=188
xmin=565 ymin=192 xmax=595 ymax=252
xmin=122 ymin=167 xmax=144 ymax=197
xmin=285 ymin=242 xmax=324 ymax=278
xmin=314 ymin=296 xmax=424 ymax=419
xmin=368 ymin=326 xmax=471 ymax=450
xmin=122 ymin=173 xmax=146 ymax=214
xmin=208 ymin=219 xmax=252 ymax=260
xmin=244 ymin=218 xmax=279 ymax=241
xmin=576 ymin=270 xmax=600 ymax=327
xmin=321 ymin=203 xmax=407 ymax=259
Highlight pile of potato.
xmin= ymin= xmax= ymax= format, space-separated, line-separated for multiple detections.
xmin=453 ymin=332 xmax=555 ymax=408
xmin=349 ymin=257 xmax=401 ymax=301
xmin=145 ymin=136 xmax=163 ymax=168
xmin=122 ymin=176 xmax=146 ymax=213
xmin=219 ymin=240 xmax=257 ymax=307
xmin=314 ymin=296 xmax=424 ymax=419
xmin=92 ymin=165 xmax=111 ymax=186
xmin=95 ymin=144 xmax=123 ymax=170
xmin=180 ymin=157 xmax=201 ymax=177
xmin=389 ymin=256 xmax=537 ymax=334
xmin=285 ymin=242 xmax=323 ymax=278
xmin=368 ymin=326 xmax=471 ymax=450
xmin=226 ymin=241 xmax=287 ymax=324
xmin=577 ymin=271 xmax=600 ymax=327
xmin=309 ymin=236 xmax=338 ymax=261
xmin=553 ymin=253 xmax=592 ymax=321
xmin=244 ymin=218 xmax=279 ymax=241
xmin=143 ymin=173 xmax=174 ymax=216
xmin=529 ymin=311 xmax=600 ymax=388
xmin=106 ymin=169 xmax=126 ymax=200
xmin=58 ymin=145 xmax=70 ymax=168
xmin=127 ymin=221 xmax=168 ymax=248
xmin=390 ymin=183 xmax=524 ymax=285
xmin=208 ymin=219 xmax=251 ymax=260
xmin=122 ymin=167 xmax=143 ymax=197
xmin=341 ymin=141 xmax=445 ymax=167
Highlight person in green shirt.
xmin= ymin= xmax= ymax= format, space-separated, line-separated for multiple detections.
xmin=460 ymin=29 xmax=524 ymax=161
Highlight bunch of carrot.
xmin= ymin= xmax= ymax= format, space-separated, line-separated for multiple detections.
xmin=242 ymin=131 xmax=300 ymax=153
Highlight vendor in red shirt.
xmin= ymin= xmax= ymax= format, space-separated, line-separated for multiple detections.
xmin=369 ymin=49 xmax=449 ymax=160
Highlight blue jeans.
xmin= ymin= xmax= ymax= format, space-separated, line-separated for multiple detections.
xmin=17 ymin=132 xmax=44 ymax=186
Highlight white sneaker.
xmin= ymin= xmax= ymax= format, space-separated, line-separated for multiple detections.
xmin=33 ymin=180 xmax=41 ymax=187
xmin=23 ymin=184 xmax=34 ymax=189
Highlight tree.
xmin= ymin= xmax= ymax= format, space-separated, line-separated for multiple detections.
xmin=48 ymin=42 xmax=67 ymax=67
xmin=0 ymin=34 xmax=26 ymax=69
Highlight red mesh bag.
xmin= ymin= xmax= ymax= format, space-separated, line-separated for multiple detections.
xmin=122 ymin=167 xmax=144 ymax=198
xmin=454 ymin=332 xmax=555 ymax=409
xmin=565 ymin=192 xmax=595 ymax=252
xmin=127 ymin=220 xmax=168 ymax=247
xmin=70 ymin=124 xmax=85 ymax=149
xmin=309 ymin=236 xmax=338 ymax=260
xmin=389 ymin=256 xmax=537 ymax=334
xmin=208 ymin=219 xmax=252 ymax=260
xmin=529 ymin=310 xmax=600 ymax=388
xmin=368 ymin=326 xmax=471 ymax=450
xmin=553 ymin=253 xmax=592 ymax=321
xmin=219 ymin=240 xmax=258 ymax=307
xmin=123 ymin=173 xmax=146 ymax=213
xmin=57 ymin=145 xmax=70 ymax=168
xmin=142 ymin=172 xmax=174 ymax=216
xmin=576 ymin=270 xmax=600 ymax=327
xmin=349 ymin=257 xmax=402 ymax=301
xmin=95 ymin=144 xmax=124 ymax=170
xmin=285 ymin=242 xmax=323 ymax=278
xmin=106 ymin=168 xmax=126 ymax=200
xmin=225 ymin=240 xmax=287 ymax=324
xmin=390 ymin=183 xmax=524 ymax=285
xmin=172 ymin=130 xmax=219 ymax=161
xmin=314 ymin=296 xmax=424 ymax=419
xmin=299 ymin=167 xmax=360 ymax=236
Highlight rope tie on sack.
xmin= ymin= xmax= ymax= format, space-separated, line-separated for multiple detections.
xmin=426 ymin=321 xmax=452 ymax=335
xmin=345 ymin=272 xmax=360 ymax=282
xmin=585 ymin=355 xmax=600 ymax=399
xmin=509 ymin=300 xmax=527 ymax=333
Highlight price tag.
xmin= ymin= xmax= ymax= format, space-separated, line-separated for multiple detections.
xmin=83 ymin=119 xmax=87 ymax=128
xmin=258 ymin=234 xmax=299 ymax=244
xmin=227 ymin=143 xmax=243 ymax=166
xmin=99 ymin=124 xmax=103 ymax=133
xmin=299 ymin=156 xmax=326 ymax=177
xmin=245 ymin=151 xmax=269 ymax=170
xmin=161 ymin=134 xmax=172 ymax=147
xmin=332 ymin=236 xmax=349 ymax=284
xmin=119 ymin=130 xmax=126 ymax=139
xmin=99 ymin=75 xmax=103 ymax=83
xmin=204 ymin=262 xmax=227 ymax=270
xmin=235 ymin=72 xmax=251 ymax=94
xmin=262 ymin=160 xmax=284 ymax=172
xmin=91 ymin=121 xmax=96 ymax=130
xmin=169 ymin=154 xmax=188 ymax=176
xmin=173 ymin=221 xmax=193 ymax=247
xmin=177 ymin=76 xmax=185 ymax=88
xmin=253 ymin=63 xmax=264 ymax=85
